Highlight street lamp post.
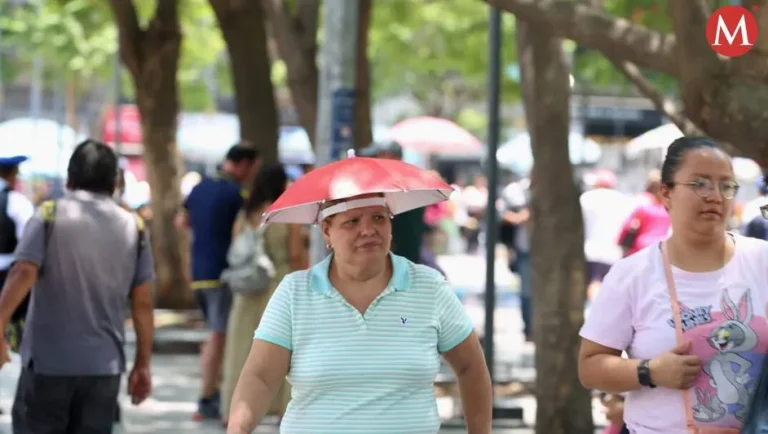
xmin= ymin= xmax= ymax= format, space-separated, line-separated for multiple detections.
xmin=309 ymin=0 xmax=360 ymax=265
xmin=484 ymin=4 xmax=502 ymax=382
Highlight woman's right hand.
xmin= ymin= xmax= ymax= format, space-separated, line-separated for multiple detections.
xmin=648 ymin=342 xmax=702 ymax=389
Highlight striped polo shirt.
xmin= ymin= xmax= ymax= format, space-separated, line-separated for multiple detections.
xmin=254 ymin=253 xmax=474 ymax=433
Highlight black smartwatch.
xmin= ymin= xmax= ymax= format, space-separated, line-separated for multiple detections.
xmin=637 ymin=359 xmax=656 ymax=388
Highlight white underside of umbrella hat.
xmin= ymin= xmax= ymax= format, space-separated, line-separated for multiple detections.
xmin=262 ymin=187 xmax=452 ymax=225
xmin=262 ymin=157 xmax=453 ymax=225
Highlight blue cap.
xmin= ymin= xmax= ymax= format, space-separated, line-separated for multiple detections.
xmin=0 ymin=156 xmax=28 ymax=167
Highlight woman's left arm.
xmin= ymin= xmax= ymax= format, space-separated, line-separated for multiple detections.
xmin=442 ymin=332 xmax=492 ymax=434
xmin=435 ymin=278 xmax=492 ymax=434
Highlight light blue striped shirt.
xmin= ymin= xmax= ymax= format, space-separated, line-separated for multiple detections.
xmin=254 ymin=253 xmax=473 ymax=433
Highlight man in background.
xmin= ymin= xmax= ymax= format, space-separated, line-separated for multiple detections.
xmin=360 ymin=141 xmax=426 ymax=264
xmin=179 ymin=143 xmax=261 ymax=421
xmin=0 ymin=140 xmax=154 ymax=433
xmin=579 ymin=169 xmax=632 ymax=300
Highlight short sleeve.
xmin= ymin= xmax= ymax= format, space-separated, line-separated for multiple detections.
xmin=502 ymin=183 xmax=527 ymax=210
xmin=253 ymin=274 xmax=294 ymax=351
xmin=8 ymin=192 xmax=34 ymax=241
xmin=13 ymin=211 xmax=46 ymax=268
xmin=435 ymin=280 xmax=474 ymax=353
xmin=579 ymin=264 xmax=634 ymax=351
xmin=131 ymin=228 xmax=155 ymax=289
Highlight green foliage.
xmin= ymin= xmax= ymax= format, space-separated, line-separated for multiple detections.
xmin=0 ymin=0 xmax=117 ymax=81
xmin=369 ymin=0 xmax=519 ymax=116
xmin=0 ymin=0 xmax=228 ymax=111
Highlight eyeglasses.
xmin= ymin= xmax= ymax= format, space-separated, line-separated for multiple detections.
xmin=669 ymin=179 xmax=739 ymax=200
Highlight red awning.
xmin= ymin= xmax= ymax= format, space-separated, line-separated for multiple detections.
xmin=102 ymin=105 xmax=143 ymax=155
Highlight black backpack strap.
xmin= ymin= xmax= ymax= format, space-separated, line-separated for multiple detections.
xmin=0 ymin=188 xmax=15 ymax=253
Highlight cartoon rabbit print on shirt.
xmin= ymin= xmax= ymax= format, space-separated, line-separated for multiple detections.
xmin=698 ymin=289 xmax=757 ymax=422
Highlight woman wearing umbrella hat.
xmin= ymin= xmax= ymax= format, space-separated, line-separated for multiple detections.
xmin=226 ymin=157 xmax=492 ymax=433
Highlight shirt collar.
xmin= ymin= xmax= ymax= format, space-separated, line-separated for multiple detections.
xmin=310 ymin=252 xmax=411 ymax=295
xmin=67 ymin=190 xmax=113 ymax=202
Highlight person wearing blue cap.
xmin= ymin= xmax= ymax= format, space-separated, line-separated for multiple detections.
xmin=0 ymin=155 xmax=34 ymax=360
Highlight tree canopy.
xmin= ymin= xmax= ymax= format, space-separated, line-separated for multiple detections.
xmin=0 ymin=0 xmax=227 ymax=111
xmin=488 ymin=0 xmax=768 ymax=160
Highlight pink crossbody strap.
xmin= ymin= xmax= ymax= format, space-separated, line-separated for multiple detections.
xmin=660 ymin=241 xmax=697 ymax=434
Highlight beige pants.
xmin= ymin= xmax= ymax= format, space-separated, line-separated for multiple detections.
xmin=221 ymin=291 xmax=291 ymax=418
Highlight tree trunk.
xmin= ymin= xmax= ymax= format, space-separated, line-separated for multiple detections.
xmin=211 ymin=0 xmax=279 ymax=164
xmin=110 ymin=0 xmax=191 ymax=309
xmin=516 ymin=20 xmax=594 ymax=434
xmin=263 ymin=0 xmax=319 ymax=142
xmin=65 ymin=75 xmax=78 ymax=129
xmin=353 ymin=0 xmax=373 ymax=151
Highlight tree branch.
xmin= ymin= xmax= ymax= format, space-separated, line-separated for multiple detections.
xmin=667 ymin=0 xmax=721 ymax=73
xmin=108 ymin=0 xmax=143 ymax=77
xmin=263 ymin=0 xmax=305 ymax=64
xmin=154 ymin=0 xmax=180 ymax=28
xmin=486 ymin=0 xmax=678 ymax=77
xmin=295 ymin=0 xmax=318 ymax=53
xmin=609 ymin=59 xmax=701 ymax=136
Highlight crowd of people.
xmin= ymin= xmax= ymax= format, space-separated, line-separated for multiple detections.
xmin=1 ymin=134 xmax=768 ymax=433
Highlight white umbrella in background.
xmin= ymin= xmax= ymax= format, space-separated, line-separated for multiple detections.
xmin=496 ymin=131 xmax=602 ymax=174
xmin=733 ymin=157 xmax=762 ymax=183
xmin=624 ymin=123 xmax=683 ymax=158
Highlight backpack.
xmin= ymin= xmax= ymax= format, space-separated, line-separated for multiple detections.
xmin=220 ymin=224 xmax=275 ymax=294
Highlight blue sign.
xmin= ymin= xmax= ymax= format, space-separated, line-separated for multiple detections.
xmin=330 ymin=88 xmax=356 ymax=161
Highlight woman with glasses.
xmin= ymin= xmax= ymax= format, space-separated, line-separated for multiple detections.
xmin=578 ymin=136 xmax=768 ymax=433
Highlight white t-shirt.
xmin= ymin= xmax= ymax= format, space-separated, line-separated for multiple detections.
xmin=501 ymin=180 xmax=530 ymax=252
xmin=580 ymin=234 xmax=768 ymax=433
xmin=580 ymin=187 xmax=633 ymax=265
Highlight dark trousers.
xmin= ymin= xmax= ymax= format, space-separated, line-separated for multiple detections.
xmin=12 ymin=367 xmax=121 ymax=434
xmin=520 ymin=294 xmax=532 ymax=339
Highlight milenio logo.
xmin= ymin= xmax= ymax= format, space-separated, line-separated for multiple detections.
xmin=706 ymin=5 xmax=758 ymax=57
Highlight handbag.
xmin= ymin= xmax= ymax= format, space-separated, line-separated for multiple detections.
xmin=661 ymin=242 xmax=739 ymax=434
xmin=220 ymin=224 xmax=275 ymax=294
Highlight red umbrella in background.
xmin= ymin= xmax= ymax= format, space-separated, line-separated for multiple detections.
xmin=263 ymin=157 xmax=453 ymax=224
xmin=389 ymin=116 xmax=483 ymax=155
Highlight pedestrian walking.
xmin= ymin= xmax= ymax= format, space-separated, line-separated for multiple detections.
xmin=226 ymin=157 xmax=492 ymax=433
xmin=0 ymin=139 xmax=154 ymax=433
xmin=579 ymin=137 xmax=768 ymax=433
xmin=180 ymin=143 xmax=261 ymax=420
xmin=219 ymin=164 xmax=304 ymax=426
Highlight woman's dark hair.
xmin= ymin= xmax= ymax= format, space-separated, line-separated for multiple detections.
xmin=660 ymin=136 xmax=723 ymax=185
xmin=67 ymin=139 xmax=119 ymax=195
xmin=244 ymin=164 xmax=287 ymax=214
